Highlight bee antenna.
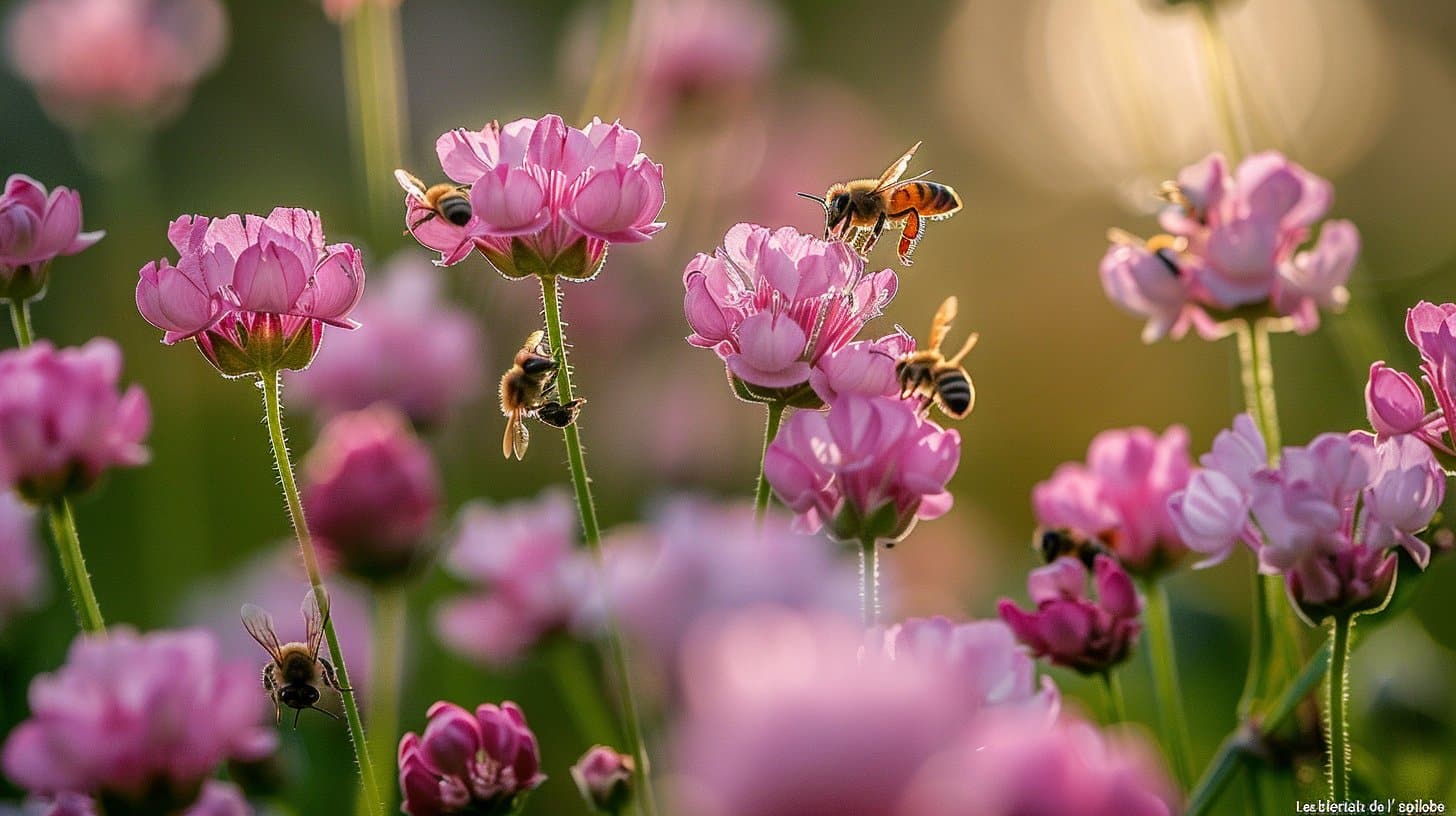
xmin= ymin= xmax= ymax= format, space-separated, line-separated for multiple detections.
xmin=796 ymin=192 xmax=828 ymax=209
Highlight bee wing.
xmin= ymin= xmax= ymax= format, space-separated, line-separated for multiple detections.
xmin=302 ymin=588 xmax=328 ymax=661
xmin=523 ymin=330 xmax=546 ymax=353
xmin=241 ymin=603 xmax=284 ymax=664
xmin=882 ymin=169 xmax=934 ymax=191
xmin=928 ymin=296 xmax=958 ymax=352
xmin=875 ymin=141 xmax=922 ymax=192
xmin=504 ymin=410 xmax=529 ymax=460
xmin=393 ymin=169 xmax=430 ymax=201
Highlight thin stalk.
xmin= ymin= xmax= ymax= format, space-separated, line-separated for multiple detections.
xmin=47 ymin=500 xmax=105 ymax=634
xmin=576 ymin=0 xmax=635 ymax=125
xmin=537 ymin=273 xmax=658 ymax=816
xmin=8 ymin=300 xmax=32 ymax=346
xmin=1236 ymin=565 xmax=1270 ymax=717
xmin=1249 ymin=321 xmax=1282 ymax=456
xmin=1143 ymin=579 xmax=1195 ymax=788
xmin=753 ymin=402 xmax=786 ymax=524
xmin=1101 ymin=671 xmax=1128 ymax=724
xmin=1244 ymin=759 xmax=1267 ymax=816
xmin=261 ymin=371 xmax=384 ymax=816
xmin=1326 ymin=615 xmax=1352 ymax=801
xmin=1195 ymin=1 xmax=1250 ymax=161
xmin=549 ymin=638 xmax=621 ymax=745
xmin=361 ymin=585 xmax=406 ymax=816
xmin=859 ymin=538 xmax=880 ymax=628
xmin=341 ymin=4 xmax=403 ymax=237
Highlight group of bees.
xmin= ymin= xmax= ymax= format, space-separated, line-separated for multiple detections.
xmin=241 ymin=146 xmax=977 ymax=726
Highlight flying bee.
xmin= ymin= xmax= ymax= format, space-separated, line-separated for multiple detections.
xmin=894 ymin=296 xmax=979 ymax=420
xmin=241 ymin=589 xmax=345 ymax=729
xmin=500 ymin=330 xmax=585 ymax=460
xmin=1036 ymin=527 xmax=1110 ymax=570
xmin=394 ymin=169 xmax=472 ymax=230
xmin=798 ymin=142 xmax=962 ymax=266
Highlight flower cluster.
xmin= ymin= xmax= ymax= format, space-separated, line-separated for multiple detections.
xmin=1365 ymin=301 xmax=1456 ymax=468
xmin=0 ymin=339 xmax=150 ymax=502
xmin=1170 ymin=416 xmax=1442 ymax=621
xmin=409 ymin=115 xmax=665 ymax=278
xmin=0 ymin=175 xmax=103 ymax=302
xmin=1 ymin=629 xmax=274 ymax=813
xmin=1033 ymin=425 xmax=1192 ymax=575
xmin=398 ymin=700 xmax=545 ymax=816
xmin=136 ymin=208 xmax=365 ymax=377
xmin=997 ymin=555 xmax=1143 ymax=674
xmin=1101 ymin=151 xmax=1358 ymax=341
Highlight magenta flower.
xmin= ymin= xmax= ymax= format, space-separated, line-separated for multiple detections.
xmin=1362 ymin=302 xmax=1456 ymax=465
xmin=997 ymin=555 xmax=1142 ymax=675
xmin=397 ymin=700 xmax=545 ymax=816
xmin=410 ymin=115 xmax=664 ymax=277
xmin=684 ymin=223 xmax=897 ymax=399
xmin=434 ymin=490 xmax=591 ymax=666
xmin=898 ymin=711 xmax=1176 ymax=816
xmin=765 ymin=393 xmax=959 ymax=542
xmin=0 ymin=175 xmax=103 ymax=302
xmin=570 ymin=745 xmax=633 ymax=815
xmin=1102 ymin=151 xmax=1358 ymax=341
xmin=0 ymin=339 xmax=149 ymax=502
xmin=1365 ymin=362 xmax=1428 ymax=438
xmin=1033 ymin=425 xmax=1192 ymax=575
xmin=0 ymin=492 xmax=44 ymax=632
xmin=286 ymin=255 xmax=483 ymax=427
xmin=135 ymin=208 xmax=365 ymax=378
xmin=301 ymin=405 xmax=441 ymax=584
xmin=5 ymin=0 xmax=227 ymax=129
xmin=1 ymin=628 xmax=275 ymax=811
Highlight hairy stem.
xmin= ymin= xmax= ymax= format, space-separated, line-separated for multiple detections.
xmin=47 ymin=500 xmax=105 ymax=634
xmin=8 ymin=300 xmax=32 ymax=347
xmin=538 ymin=273 xmax=658 ymax=816
xmin=1326 ymin=615 xmax=1352 ymax=801
xmin=859 ymin=537 xmax=880 ymax=629
xmin=753 ymin=402 xmax=786 ymax=524
xmin=1143 ymin=580 xmax=1195 ymax=788
xmin=262 ymin=371 xmax=384 ymax=816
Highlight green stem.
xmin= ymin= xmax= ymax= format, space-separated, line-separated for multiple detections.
xmin=47 ymin=500 xmax=105 ymax=634
xmin=1249 ymin=321 xmax=1282 ymax=457
xmin=341 ymin=3 xmax=404 ymax=238
xmin=577 ymin=0 xmax=635 ymax=125
xmin=1143 ymin=579 xmax=1195 ymax=788
xmin=1326 ymin=615 xmax=1352 ymax=801
xmin=753 ymin=402 xmax=786 ymax=524
xmin=261 ymin=371 xmax=384 ymax=816
xmin=8 ymin=300 xmax=32 ymax=347
xmin=859 ymin=537 xmax=879 ymax=628
xmin=360 ymin=586 xmax=406 ymax=816
xmin=537 ymin=273 xmax=658 ymax=816
xmin=549 ymin=638 xmax=621 ymax=745
xmin=1244 ymin=758 xmax=1267 ymax=816
xmin=1195 ymin=1 xmax=1249 ymax=162
xmin=1101 ymin=671 xmax=1128 ymax=724
xmin=1236 ymin=567 xmax=1270 ymax=717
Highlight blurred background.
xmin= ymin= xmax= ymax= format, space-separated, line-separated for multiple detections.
xmin=2 ymin=0 xmax=1456 ymax=812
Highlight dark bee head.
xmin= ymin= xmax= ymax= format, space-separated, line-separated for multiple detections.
xmin=278 ymin=684 xmax=320 ymax=710
xmin=439 ymin=193 xmax=472 ymax=227
xmin=827 ymin=192 xmax=852 ymax=226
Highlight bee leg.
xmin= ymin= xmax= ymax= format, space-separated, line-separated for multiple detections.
xmin=261 ymin=665 xmax=281 ymax=724
xmin=408 ymin=211 xmax=439 ymax=231
xmin=863 ymin=211 xmax=888 ymax=253
xmin=897 ymin=211 xmax=922 ymax=266
xmin=292 ymin=708 xmax=303 ymax=731
xmin=319 ymin=657 xmax=351 ymax=692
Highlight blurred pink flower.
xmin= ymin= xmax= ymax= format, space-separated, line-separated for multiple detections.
xmin=1033 ymin=425 xmax=1192 ymax=575
xmin=321 ymin=0 xmax=400 ymax=23
xmin=398 ymin=700 xmax=545 ymax=816
xmin=0 ymin=492 xmax=43 ymax=632
xmin=136 ymin=208 xmax=365 ymax=378
xmin=287 ymin=254 xmax=482 ymax=427
xmin=684 ymin=223 xmax=897 ymax=397
xmin=434 ymin=490 xmax=590 ymax=666
xmin=301 ymin=405 xmax=441 ymax=584
xmin=0 ymin=339 xmax=150 ymax=502
xmin=997 ymin=555 xmax=1142 ymax=675
xmin=5 ymin=0 xmax=227 ymax=129
xmin=571 ymin=745 xmax=633 ymax=814
xmin=1 ymin=628 xmax=275 ymax=811
xmin=897 ymin=710 xmax=1176 ymax=816
xmin=1102 ymin=151 xmax=1358 ymax=341
xmin=879 ymin=617 xmax=1059 ymax=719
xmin=765 ymin=394 xmax=960 ymax=543
xmin=410 ymin=115 xmax=664 ymax=277
xmin=0 ymin=175 xmax=103 ymax=302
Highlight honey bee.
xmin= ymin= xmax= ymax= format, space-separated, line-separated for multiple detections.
xmin=394 ymin=169 xmax=472 ymax=230
xmin=798 ymin=142 xmax=962 ymax=266
xmin=1106 ymin=228 xmax=1186 ymax=275
xmin=895 ymin=296 xmax=978 ymax=420
xmin=1037 ymin=527 xmax=1110 ymax=570
xmin=241 ymin=589 xmax=345 ymax=729
xmin=500 ymin=330 xmax=585 ymax=460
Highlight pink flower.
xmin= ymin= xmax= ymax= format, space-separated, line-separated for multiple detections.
xmin=808 ymin=333 xmax=913 ymax=404
xmin=410 ymin=115 xmax=664 ymax=277
xmin=0 ymin=339 xmax=149 ymax=502
xmin=301 ymin=406 xmax=441 ymax=584
xmin=1368 ymin=301 xmax=1456 ymax=460
xmin=571 ymin=745 xmax=633 ymax=814
xmin=684 ymin=223 xmax=897 ymax=397
xmin=397 ymin=700 xmax=545 ymax=816
xmin=997 ymin=555 xmax=1142 ymax=675
xmin=897 ymin=711 xmax=1176 ymax=816
xmin=764 ymin=394 xmax=959 ymax=543
xmin=1360 ymin=434 xmax=1443 ymax=568
xmin=286 ymin=255 xmax=483 ymax=427
xmin=0 ymin=492 xmax=44 ymax=632
xmin=321 ymin=0 xmax=400 ymax=23
xmin=136 ymin=208 xmax=365 ymax=378
xmin=0 ymin=175 xmax=103 ymax=301
xmin=1033 ymin=426 xmax=1192 ymax=575
xmin=1104 ymin=151 xmax=1357 ymax=341
xmin=5 ymin=0 xmax=227 ymax=128
xmin=1167 ymin=414 xmax=1267 ymax=566
xmin=434 ymin=491 xmax=591 ymax=666
xmin=1365 ymin=362 xmax=1428 ymax=438
xmin=879 ymin=617 xmax=1059 ymax=719
xmin=1 ymin=628 xmax=275 ymax=810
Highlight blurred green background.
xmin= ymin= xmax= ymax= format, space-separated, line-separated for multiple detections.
xmin=3 ymin=0 xmax=1456 ymax=812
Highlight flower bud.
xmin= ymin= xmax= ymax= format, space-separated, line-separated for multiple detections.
xmin=1365 ymin=362 xmax=1427 ymax=437
xmin=571 ymin=745 xmax=633 ymax=814
xmin=0 ymin=174 xmax=103 ymax=302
